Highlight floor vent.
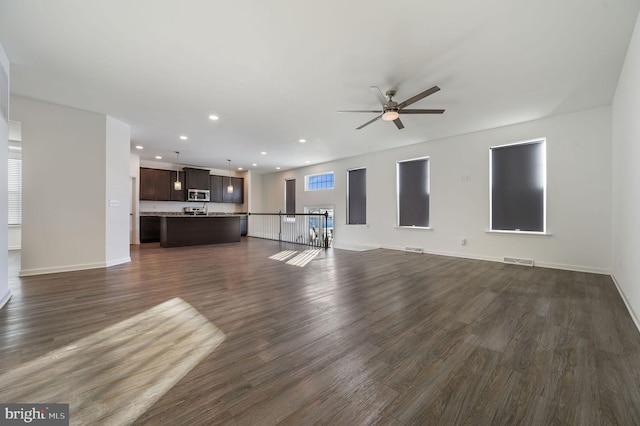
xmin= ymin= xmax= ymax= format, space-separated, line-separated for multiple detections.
xmin=503 ymin=257 xmax=534 ymax=267
xmin=405 ymin=246 xmax=424 ymax=254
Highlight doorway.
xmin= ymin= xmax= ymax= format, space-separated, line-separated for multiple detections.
xmin=305 ymin=206 xmax=333 ymax=247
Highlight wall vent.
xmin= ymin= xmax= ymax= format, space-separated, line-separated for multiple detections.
xmin=503 ymin=257 xmax=534 ymax=267
xmin=405 ymin=246 xmax=424 ymax=254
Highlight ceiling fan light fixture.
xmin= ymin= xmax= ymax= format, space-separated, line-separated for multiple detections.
xmin=382 ymin=110 xmax=399 ymax=121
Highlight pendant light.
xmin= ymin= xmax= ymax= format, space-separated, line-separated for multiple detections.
xmin=227 ymin=159 xmax=234 ymax=194
xmin=174 ymin=151 xmax=182 ymax=191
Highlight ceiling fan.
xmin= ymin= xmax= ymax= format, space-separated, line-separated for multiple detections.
xmin=338 ymin=86 xmax=445 ymax=130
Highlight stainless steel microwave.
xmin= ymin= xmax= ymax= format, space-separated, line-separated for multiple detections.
xmin=187 ymin=189 xmax=210 ymax=202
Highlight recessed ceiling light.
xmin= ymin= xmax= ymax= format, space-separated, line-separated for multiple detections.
xmin=252 ymin=163 xmax=258 ymax=167
xmin=305 ymin=160 xmax=310 ymax=164
xmin=299 ymin=139 xmax=306 ymax=143
xmin=261 ymin=151 xmax=267 ymax=155
xmin=276 ymin=167 xmax=281 ymax=170
xmin=135 ymin=145 xmax=143 ymax=150
xmin=179 ymin=135 xmax=188 ymax=140
xmin=237 ymin=167 xmax=243 ymax=170
xmin=209 ymin=115 xmax=219 ymax=121
xmin=155 ymin=156 xmax=162 ymax=160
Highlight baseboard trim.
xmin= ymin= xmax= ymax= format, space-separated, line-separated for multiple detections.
xmin=332 ymin=242 xmax=379 ymax=252
xmin=20 ymin=261 xmax=109 ymax=277
xmin=380 ymin=245 xmax=502 ymax=264
xmin=422 ymin=249 xmax=501 ymax=264
xmin=106 ymin=257 xmax=131 ymax=267
xmin=533 ymin=261 xmax=610 ymax=275
xmin=610 ymin=273 xmax=640 ymax=334
xmin=0 ymin=289 xmax=12 ymax=310
xmin=378 ymin=246 xmax=610 ymax=274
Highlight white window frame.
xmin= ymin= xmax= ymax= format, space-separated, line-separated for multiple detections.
xmin=396 ymin=156 xmax=430 ymax=229
xmin=489 ymin=138 xmax=547 ymax=234
xmin=347 ymin=167 xmax=366 ymax=225
xmin=305 ymin=171 xmax=334 ymax=191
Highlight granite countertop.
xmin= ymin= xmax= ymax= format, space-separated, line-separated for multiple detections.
xmin=140 ymin=212 xmax=247 ymax=217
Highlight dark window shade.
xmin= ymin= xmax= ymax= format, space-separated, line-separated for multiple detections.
xmin=491 ymin=141 xmax=545 ymax=232
xmin=398 ymin=158 xmax=429 ymax=227
xmin=348 ymin=168 xmax=366 ymax=224
xmin=285 ymin=179 xmax=296 ymax=214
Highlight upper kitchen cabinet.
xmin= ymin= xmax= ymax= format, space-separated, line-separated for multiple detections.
xmin=184 ymin=167 xmax=210 ymax=190
xmin=222 ymin=176 xmax=244 ymax=204
xmin=170 ymin=171 xmax=186 ymax=201
xmin=140 ymin=167 xmax=171 ymax=201
xmin=210 ymin=175 xmax=223 ymax=203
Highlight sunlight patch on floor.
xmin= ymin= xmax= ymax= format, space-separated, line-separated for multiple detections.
xmin=269 ymin=250 xmax=298 ymax=261
xmin=286 ymin=249 xmax=321 ymax=267
xmin=0 ymin=297 xmax=225 ymax=426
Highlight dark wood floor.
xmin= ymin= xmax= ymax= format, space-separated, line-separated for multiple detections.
xmin=1 ymin=238 xmax=640 ymax=425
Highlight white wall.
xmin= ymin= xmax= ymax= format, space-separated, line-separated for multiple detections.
xmin=246 ymin=170 xmax=261 ymax=214
xmin=105 ymin=116 xmax=131 ymax=266
xmin=612 ymin=11 xmax=640 ymax=327
xmin=259 ymin=106 xmax=612 ymax=273
xmin=11 ymin=96 xmax=131 ymax=276
xmin=0 ymin=41 xmax=9 ymax=309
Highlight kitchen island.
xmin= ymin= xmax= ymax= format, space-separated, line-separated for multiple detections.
xmin=160 ymin=215 xmax=241 ymax=248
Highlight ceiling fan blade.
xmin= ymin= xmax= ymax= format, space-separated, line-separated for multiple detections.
xmin=356 ymin=114 xmax=382 ymax=130
xmin=397 ymin=86 xmax=440 ymax=109
xmin=393 ymin=118 xmax=405 ymax=130
xmin=337 ymin=110 xmax=383 ymax=114
xmin=370 ymin=86 xmax=388 ymax=106
xmin=399 ymin=109 xmax=445 ymax=114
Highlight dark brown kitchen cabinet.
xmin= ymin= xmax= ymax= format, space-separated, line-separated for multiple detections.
xmin=184 ymin=167 xmax=210 ymax=190
xmin=140 ymin=216 xmax=161 ymax=242
xmin=210 ymin=175 xmax=223 ymax=203
xmin=223 ymin=177 xmax=244 ymax=204
xmin=170 ymin=171 xmax=186 ymax=201
xmin=140 ymin=168 xmax=171 ymax=201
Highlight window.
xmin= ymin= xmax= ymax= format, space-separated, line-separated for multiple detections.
xmin=305 ymin=172 xmax=334 ymax=191
xmin=8 ymin=142 xmax=22 ymax=225
xmin=285 ymin=179 xmax=296 ymax=214
xmin=347 ymin=168 xmax=366 ymax=224
xmin=397 ymin=157 xmax=429 ymax=227
xmin=490 ymin=139 xmax=546 ymax=232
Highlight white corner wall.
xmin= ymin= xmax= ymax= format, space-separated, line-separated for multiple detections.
xmin=612 ymin=11 xmax=640 ymax=327
xmin=259 ymin=106 xmax=612 ymax=274
xmin=11 ymin=96 xmax=131 ymax=276
xmin=105 ymin=116 xmax=131 ymax=266
xmin=0 ymin=41 xmax=9 ymax=309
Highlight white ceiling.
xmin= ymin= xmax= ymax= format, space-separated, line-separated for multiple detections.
xmin=1 ymin=0 xmax=638 ymax=173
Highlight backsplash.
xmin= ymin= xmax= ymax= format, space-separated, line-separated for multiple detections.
xmin=139 ymin=200 xmax=241 ymax=214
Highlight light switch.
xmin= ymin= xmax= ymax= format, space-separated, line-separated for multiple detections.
xmin=109 ymin=200 xmax=119 ymax=207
